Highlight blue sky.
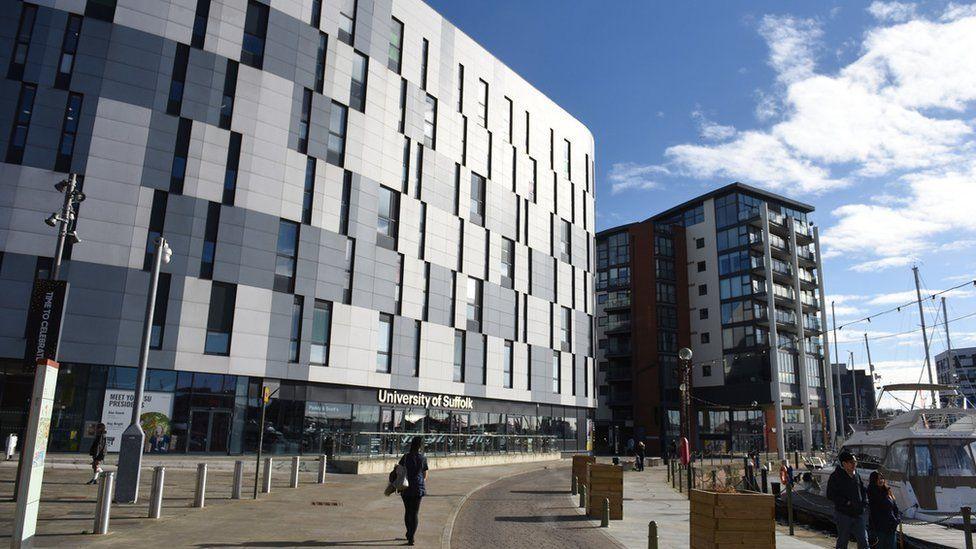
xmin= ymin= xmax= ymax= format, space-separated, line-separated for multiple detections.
xmin=427 ymin=0 xmax=976 ymax=407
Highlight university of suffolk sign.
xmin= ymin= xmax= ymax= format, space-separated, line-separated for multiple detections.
xmin=377 ymin=389 xmax=474 ymax=410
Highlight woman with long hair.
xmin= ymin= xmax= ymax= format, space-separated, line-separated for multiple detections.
xmin=86 ymin=423 xmax=106 ymax=485
xmin=867 ymin=471 xmax=901 ymax=549
xmin=398 ymin=436 xmax=428 ymax=546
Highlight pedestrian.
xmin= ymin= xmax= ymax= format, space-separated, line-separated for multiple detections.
xmin=826 ymin=451 xmax=868 ymax=549
xmin=635 ymin=441 xmax=645 ymax=471
xmin=867 ymin=471 xmax=901 ymax=549
xmin=398 ymin=436 xmax=428 ymax=546
xmin=86 ymin=423 xmax=106 ymax=485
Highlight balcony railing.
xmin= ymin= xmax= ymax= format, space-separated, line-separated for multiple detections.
xmin=606 ymin=319 xmax=632 ymax=331
xmin=315 ymin=432 xmax=560 ymax=459
xmin=605 ymin=296 xmax=631 ymax=309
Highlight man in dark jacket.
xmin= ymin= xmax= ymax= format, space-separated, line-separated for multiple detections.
xmin=826 ymin=451 xmax=868 ymax=548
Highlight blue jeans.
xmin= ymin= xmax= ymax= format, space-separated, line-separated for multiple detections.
xmin=872 ymin=529 xmax=897 ymax=549
xmin=834 ymin=511 xmax=868 ymax=549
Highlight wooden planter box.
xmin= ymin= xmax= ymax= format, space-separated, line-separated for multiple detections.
xmin=689 ymin=489 xmax=775 ymax=549
xmin=571 ymin=454 xmax=595 ymax=490
xmin=586 ymin=463 xmax=623 ymax=520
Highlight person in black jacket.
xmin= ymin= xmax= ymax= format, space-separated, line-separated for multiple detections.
xmin=635 ymin=441 xmax=646 ymax=471
xmin=398 ymin=436 xmax=429 ymax=546
xmin=86 ymin=423 xmax=106 ymax=485
xmin=825 ymin=451 xmax=868 ymax=548
xmin=868 ymin=471 xmax=901 ymax=549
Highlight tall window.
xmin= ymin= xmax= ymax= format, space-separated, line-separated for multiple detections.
xmin=400 ymin=137 xmax=410 ymax=191
xmin=477 ymin=79 xmax=488 ymax=128
xmin=55 ymin=93 xmax=83 ymax=172
xmin=564 ymin=139 xmax=572 ymax=180
xmin=191 ymin=0 xmax=211 ymax=48
xmin=145 ymin=190 xmax=167 ymax=271
xmin=170 ymin=117 xmax=192 ymax=194
xmin=302 ymin=156 xmax=315 ymax=224
xmin=200 ymin=201 xmax=220 ymax=279
xmin=314 ymin=33 xmax=327 ymax=94
xmin=289 ymin=296 xmax=303 ymax=362
xmin=338 ymin=0 xmax=355 ymax=45
xmin=55 ymin=15 xmax=83 ymax=89
xmin=241 ymin=0 xmax=269 ymax=69
xmin=219 ymin=60 xmax=238 ymax=129
xmin=350 ymin=51 xmax=368 ymax=112
xmin=466 ymin=277 xmax=482 ymax=332
xmin=339 ymin=170 xmax=352 ymax=235
xmin=503 ymin=96 xmax=513 ymax=143
xmin=412 ymin=321 xmax=421 ymax=377
xmin=469 ymin=172 xmax=485 ymax=226
xmin=561 ymin=307 xmax=572 ymax=351
xmin=504 ymin=341 xmax=513 ymax=388
xmin=310 ymin=0 xmax=322 ymax=27
xmin=377 ymin=313 xmax=393 ymax=372
xmin=8 ymin=4 xmax=37 ymax=80
xmin=500 ymin=237 xmax=514 ymax=289
xmin=343 ymin=239 xmax=354 ymax=304
xmin=298 ymin=88 xmax=312 ymax=153
xmin=85 ymin=0 xmax=117 ymax=22
xmin=552 ymin=351 xmax=561 ymax=393
xmin=560 ymin=220 xmax=571 ymax=262
xmin=397 ymin=78 xmax=406 ymax=133
xmin=460 ymin=116 xmax=468 ymax=164
xmin=205 ymin=282 xmax=236 ymax=355
xmin=376 ymin=186 xmax=399 ymax=250
xmin=453 ymin=329 xmax=465 ymax=382
xmin=149 ymin=273 xmax=171 ymax=349
xmin=456 ymin=63 xmax=464 ymax=112
xmin=310 ymin=300 xmax=331 ymax=365
xmin=388 ymin=17 xmax=403 ymax=73
xmin=6 ymin=82 xmax=37 ymax=164
xmin=420 ymin=38 xmax=429 ymax=89
xmin=423 ymin=95 xmax=437 ymax=148
xmin=274 ymin=219 xmax=299 ymax=293
xmin=223 ymin=131 xmax=241 ymax=205
xmin=167 ymin=44 xmax=190 ymax=115
xmin=327 ymin=101 xmax=348 ymax=166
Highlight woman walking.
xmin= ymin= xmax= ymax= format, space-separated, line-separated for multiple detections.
xmin=398 ymin=436 xmax=428 ymax=546
xmin=867 ymin=471 xmax=901 ymax=549
xmin=86 ymin=423 xmax=106 ymax=485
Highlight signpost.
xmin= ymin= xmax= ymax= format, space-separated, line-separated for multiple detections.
xmin=253 ymin=385 xmax=277 ymax=499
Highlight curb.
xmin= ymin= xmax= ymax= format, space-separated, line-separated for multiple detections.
xmin=439 ymin=461 xmax=561 ymax=549
xmin=568 ymin=491 xmax=628 ymax=549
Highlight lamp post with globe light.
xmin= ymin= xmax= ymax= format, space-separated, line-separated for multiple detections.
xmin=678 ymin=348 xmax=693 ymax=458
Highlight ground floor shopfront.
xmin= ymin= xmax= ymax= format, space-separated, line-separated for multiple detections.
xmin=0 ymin=360 xmax=592 ymax=456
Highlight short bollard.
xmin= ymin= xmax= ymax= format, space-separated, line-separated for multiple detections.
xmin=232 ymin=460 xmax=244 ymax=499
xmin=318 ymin=455 xmax=327 ymax=484
xmin=194 ymin=463 xmax=207 ymax=508
xmin=149 ymin=466 xmax=165 ymax=519
xmin=678 ymin=467 xmax=683 ymax=493
xmin=648 ymin=520 xmax=658 ymax=549
xmin=290 ymin=456 xmax=300 ymax=488
xmin=761 ymin=468 xmax=769 ymax=493
xmin=262 ymin=457 xmax=273 ymax=493
xmin=572 ymin=475 xmax=578 ymax=495
xmin=579 ymin=484 xmax=587 ymax=509
xmin=93 ymin=471 xmax=115 ymax=535
xmin=600 ymin=497 xmax=610 ymax=527
xmin=963 ymin=506 xmax=973 ymax=549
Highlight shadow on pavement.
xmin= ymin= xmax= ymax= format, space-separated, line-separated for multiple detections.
xmin=508 ymin=489 xmax=568 ymax=495
xmin=198 ymin=539 xmax=404 ymax=547
xmin=495 ymin=514 xmax=589 ymax=523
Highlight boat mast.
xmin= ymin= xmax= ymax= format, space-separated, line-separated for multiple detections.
xmin=831 ymin=302 xmax=846 ymax=438
xmin=864 ymin=333 xmax=877 ymax=418
xmin=913 ymin=265 xmax=938 ymax=408
xmin=941 ymin=297 xmax=955 ymax=407
xmin=849 ymin=351 xmax=860 ymax=425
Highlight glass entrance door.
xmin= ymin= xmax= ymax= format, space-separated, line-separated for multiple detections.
xmin=188 ymin=409 xmax=231 ymax=453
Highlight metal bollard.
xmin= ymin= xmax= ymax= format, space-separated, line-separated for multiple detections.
xmin=149 ymin=466 xmax=165 ymax=519
xmin=93 ymin=471 xmax=114 ymax=535
xmin=194 ymin=463 xmax=207 ymax=508
xmin=761 ymin=468 xmax=768 ymax=494
xmin=579 ymin=484 xmax=587 ymax=509
xmin=648 ymin=520 xmax=658 ymax=549
xmin=964 ymin=506 xmax=973 ymax=549
xmin=290 ymin=456 xmax=300 ymax=488
xmin=262 ymin=457 xmax=273 ymax=493
xmin=678 ymin=467 xmax=683 ymax=493
xmin=572 ymin=475 xmax=578 ymax=495
xmin=318 ymin=455 xmax=327 ymax=484
xmin=601 ymin=497 xmax=610 ymax=527
xmin=232 ymin=460 xmax=244 ymax=499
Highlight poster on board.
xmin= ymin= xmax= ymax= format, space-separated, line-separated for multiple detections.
xmin=100 ymin=390 xmax=174 ymax=453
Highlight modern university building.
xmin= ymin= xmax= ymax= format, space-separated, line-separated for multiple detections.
xmin=0 ymin=0 xmax=596 ymax=456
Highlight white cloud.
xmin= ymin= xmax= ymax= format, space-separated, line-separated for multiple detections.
xmin=758 ymin=15 xmax=823 ymax=84
xmin=942 ymin=2 xmax=976 ymax=21
xmin=692 ymin=109 xmax=737 ymax=141
xmin=607 ymin=162 xmax=668 ymax=195
xmin=850 ymin=256 xmax=913 ymax=272
xmin=867 ymin=1 xmax=917 ymax=22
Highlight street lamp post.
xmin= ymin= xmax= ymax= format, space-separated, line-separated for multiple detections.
xmin=46 ymin=173 xmax=84 ymax=280
xmin=678 ymin=347 xmax=693 ymax=457
xmin=115 ymin=236 xmax=172 ymax=504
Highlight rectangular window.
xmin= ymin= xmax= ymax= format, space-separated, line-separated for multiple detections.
xmin=500 ymin=237 xmax=514 ymax=289
xmin=413 ymin=320 xmax=422 ymax=377
xmin=400 ymin=137 xmax=411 ymax=191
xmin=504 ymin=341 xmax=513 ymax=388
xmin=461 ymin=116 xmax=468 ymax=164
xmin=223 ymin=131 xmax=241 ymax=205
xmin=191 ymin=0 xmax=211 ymax=48
xmin=388 ymin=17 xmax=403 ymax=73
xmin=6 ymin=82 xmax=37 ymax=164
xmin=377 ymin=313 xmax=393 ymax=372
xmin=552 ymin=351 xmax=561 ymax=393
xmin=466 ymin=277 xmax=482 ymax=332
xmin=503 ymin=96 xmax=513 ymax=143
xmin=413 ymin=144 xmax=423 ymax=199
xmin=310 ymin=0 xmax=322 ymax=27
xmin=561 ymin=307 xmax=572 ymax=351
xmin=700 ymin=308 xmax=709 ymax=320
xmin=219 ymin=60 xmax=239 ymax=130
xmin=696 ymin=237 xmax=705 ymax=249
xmin=55 ymin=14 xmax=83 ymax=89
xmin=205 ymin=282 xmax=236 ymax=355
xmin=327 ymin=101 xmax=348 ymax=166
xmin=8 ymin=4 xmax=37 ymax=80
xmin=394 ymin=254 xmax=403 ymax=313
xmin=697 ymin=260 xmax=706 ymax=272
xmin=289 ymin=295 xmax=303 ymax=362
xmin=85 ymin=0 xmax=116 ymax=22
xmin=55 ymin=93 xmax=83 ymax=172
xmin=456 ymin=63 xmax=464 ymax=112
xmin=398 ymin=78 xmax=406 ymax=133
xmin=170 ymin=117 xmax=192 ymax=194
xmin=698 ymin=284 xmax=708 ymax=296
xmin=314 ymin=33 xmax=327 ymax=94
xmin=530 ymin=158 xmax=537 ymax=202
xmin=302 ymin=156 xmax=316 ymax=224
xmin=701 ymin=332 xmax=710 ymax=344
xmin=167 ymin=44 xmax=190 ymax=115
xmin=350 ymin=51 xmax=368 ymax=112
xmin=339 ymin=170 xmax=352 ymax=235
xmin=298 ymin=88 xmax=312 ymax=153
xmin=338 ymin=0 xmax=355 ymax=46
xmin=310 ymin=299 xmax=331 ymax=365
xmin=560 ymin=220 xmax=571 ymax=262
xmin=149 ymin=273 xmax=171 ymax=349
xmin=241 ymin=0 xmax=268 ymax=69
xmin=477 ymin=79 xmax=488 ymax=128
xmin=377 ymin=186 xmax=399 ymax=250
xmin=144 ymin=190 xmax=167 ymax=271
xmin=423 ymin=94 xmax=437 ymax=148
xmin=420 ymin=38 xmax=429 ymax=90
xmin=451 ymin=329 xmax=467 ymax=382
xmin=343 ymin=239 xmax=355 ymax=304
xmin=274 ymin=219 xmax=299 ymax=293
xmin=200 ymin=201 xmax=220 ymax=279
xmin=469 ymin=172 xmax=485 ymax=226
xmin=563 ymin=139 xmax=571 ymax=180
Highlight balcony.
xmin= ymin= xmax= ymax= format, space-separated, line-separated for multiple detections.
xmin=606 ymin=319 xmax=632 ymax=333
xmin=606 ymin=367 xmax=631 ymax=381
xmin=604 ymin=296 xmax=631 ymax=310
xmin=605 ymin=344 xmax=632 ymax=358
